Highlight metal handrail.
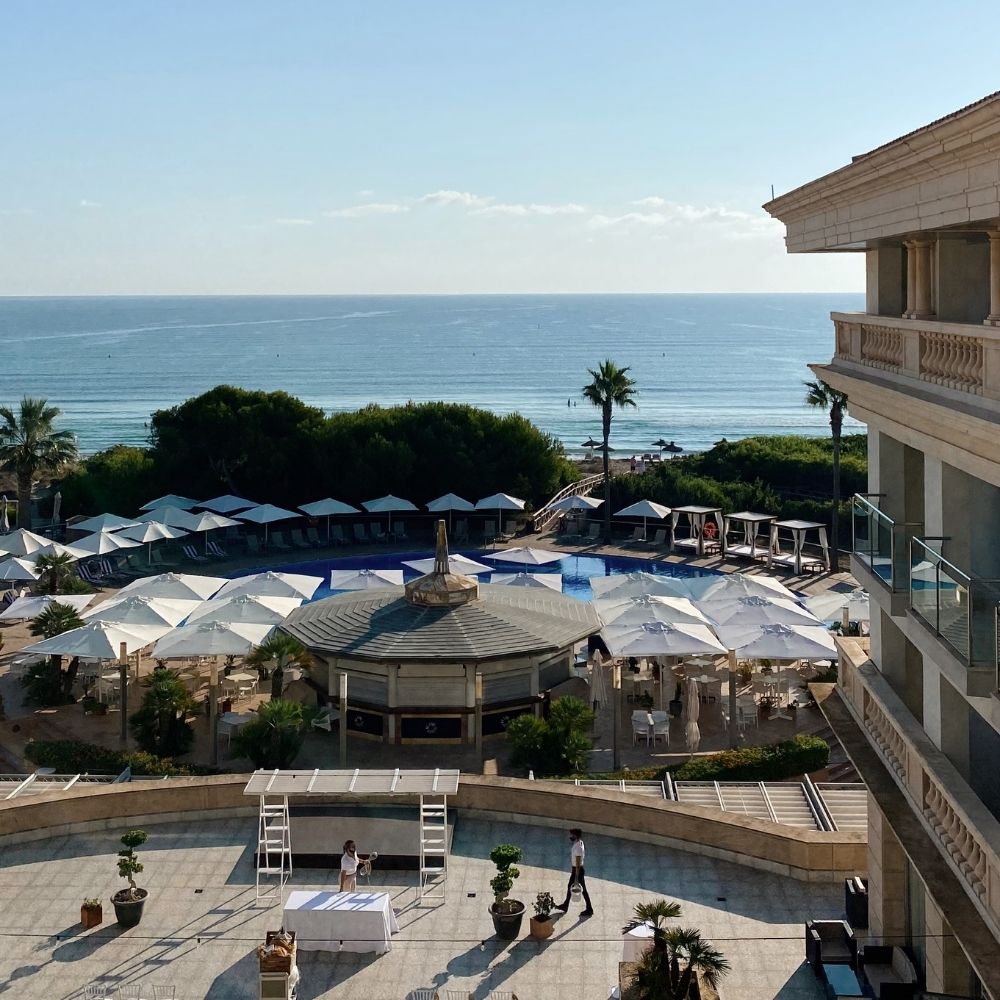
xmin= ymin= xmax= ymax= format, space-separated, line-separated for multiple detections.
xmin=532 ymin=472 xmax=606 ymax=533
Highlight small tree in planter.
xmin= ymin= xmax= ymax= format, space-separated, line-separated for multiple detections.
xmin=488 ymin=843 xmax=525 ymax=939
xmin=81 ymin=897 xmax=102 ymax=929
xmin=112 ymin=829 xmax=149 ymax=928
xmin=529 ymin=891 xmax=555 ymax=940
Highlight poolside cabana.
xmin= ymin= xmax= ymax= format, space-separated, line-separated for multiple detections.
xmin=769 ymin=519 xmax=830 ymax=574
xmin=722 ymin=511 xmax=776 ymax=563
xmin=670 ymin=505 xmax=723 ymax=557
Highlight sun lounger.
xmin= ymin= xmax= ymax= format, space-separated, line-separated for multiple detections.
xmin=625 ymin=526 xmax=644 ymax=545
xmin=182 ymin=544 xmax=210 ymax=564
xmin=483 ymin=520 xmax=496 ymax=542
xmin=454 ymin=519 xmax=469 ymax=543
xmin=353 ymin=523 xmax=368 ymax=544
xmin=329 ymin=524 xmax=347 ymax=546
xmin=290 ymin=528 xmax=311 ymax=549
xmin=268 ymin=531 xmax=292 ymax=551
xmin=245 ymin=535 xmax=262 ymax=555
xmin=306 ymin=525 xmax=324 ymax=547
xmin=369 ymin=522 xmax=388 ymax=544
xmin=392 ymin=521 xmax=408 ymax=542
xmin=150 ymin=548 xmax=180 ymax=569
xmin=651 ymin=528 xmax=667 ymax=547
xmin=586 ymin=522 xmax=600 ymax=541
xmin=503 ymin=519 xmax=518 ymax=539
xmin=207 ymin=539 xmax=228 ymax=559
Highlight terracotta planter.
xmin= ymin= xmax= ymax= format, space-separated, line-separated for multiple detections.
xmin=529 ymin=915 xmax=554 ymax=940
xmin=81 ymin=904 xmax=103 ymax=929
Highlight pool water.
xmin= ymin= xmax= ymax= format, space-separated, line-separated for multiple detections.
xmin=261 ymin=550 xmax=720 ymax=603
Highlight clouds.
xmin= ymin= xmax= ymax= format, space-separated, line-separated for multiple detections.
xmin=79 ymin=199 xmax=102 ymax=208
xmin=324 ymin=202 xmax=410 ymax=218
xmin=274 ymin=217 xmax=314 ymax=226
xmin=590 ymin=199 xmax=780 ymax=240
xmin=418 ymin=189 xmax=494 ymax=208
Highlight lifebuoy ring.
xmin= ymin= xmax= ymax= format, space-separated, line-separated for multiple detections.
xmin=702 ymin=522 xmax=718 ymax=540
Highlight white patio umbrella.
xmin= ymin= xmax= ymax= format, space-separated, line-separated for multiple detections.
xmin=403 ymin=554 xmax=492 ymax=575
xmin=589 ymin=649 xmax=608 ymax=709
xmin=489 ymin=572 xmax=562 ymax=591
xmin=614 ymin=499 xmax=672 ymax=541
xmin=0 ymin=593 xmax=94 ymax=621
xmin=426 ymin=493 xmax=475 ymax=532
xmin=551 ymin=495 xmax=604 ymax=512
xmin=685 ymin=572 xmax=796 ymax=603
xmin=198 ymin=494 xmax=256 ymax=514
xmin=118 ymin=521 xmax=189 ymax=564
xmin=0 ymin=556 xmax=39 ymax=582
xmin=21 ymin=620 xmax=168 ymax=659
xmin=237 ymin=503 xmax=299 ymax=544
xmin=300 ymin=498 xmax=361 ymax=540
xmin=138 ymin=506 xmax=202 ymax=531
xmin=118 ymin=572 xmax=227 ymax=602
xmin=805 ymin=588 xmax=871 ymax=625
xmin=140 ymin=494 xmax=199 ymax=511
xmin=362 ymin=494 xmax=418 ymax=534
xmin=0 ymin=528 xmax=55 ymax=557
xmin=26 ymin=539 xmax=90 ymax=562
xmin=186 ymin=593 xmax=303 ymax=625
xmin=152 ymin=621 xmax=273 ymax=659
xmin=71 ymin=531 xmax=142 ymax=556
xmin=329 ymin=568 xmax=404 ymax=590
xmin=685 ymin=678 xmax=701 ymax=753
xmin=603 ymin=621 xmax=727 ymax=658
xmin=702 ymin=595 xmax=821 ymax=628
xmin=83 ymin=595 xmax=200 ymax=628
xmin=483 ymin=546 xmax=563 ymax=566
xmin=0 ymin=500 xmax=8 ymax=532
xmin=596 ymin=594 xmax=711 ymax=628
xmin=215 ymin=570 xmax=322 ymax=600
xmin=589 ymin=571 xmax=691 ymax=600
xmin=714 ymin=622 xmax=837 ymax=661
xmin=71 ymin=512 xmax=141 ymax=533
xmin=185 ymin=511 xmax=242 ymax=553
xmin=475 ymin=492 xmax=525 ymax=536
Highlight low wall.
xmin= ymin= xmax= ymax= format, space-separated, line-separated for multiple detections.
xmin=0 ymin=774 xmax=867 ymax=882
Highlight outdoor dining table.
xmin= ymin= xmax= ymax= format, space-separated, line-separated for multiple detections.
xmin=218 ymin=711 xmax=254 ymax=746
xmin=282 ymin=890 xmax=399 ymax=954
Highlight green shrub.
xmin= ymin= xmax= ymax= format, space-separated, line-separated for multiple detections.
xmin=506 ymin=695 xmax=594 ymax=777
xmin=23 ymin=738 xmax=209 ymax=776
xmin=671 ymin=734 xmax=829 ymax=782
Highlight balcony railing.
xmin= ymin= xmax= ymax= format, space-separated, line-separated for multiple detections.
xmin=852 ymin=494 xmax=923 ymax=593
xmin=909 ymin=538 xmax=1000 ymax=668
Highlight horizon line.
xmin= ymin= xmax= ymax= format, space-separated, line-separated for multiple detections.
xmin=0 ymin=289 xmax=865 ymax=299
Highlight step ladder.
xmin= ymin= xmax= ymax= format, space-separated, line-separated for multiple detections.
xmin=418 ymin=793 xmax=448 ymax=900
xmin=256 ymin=795 xmax=291 ymax=904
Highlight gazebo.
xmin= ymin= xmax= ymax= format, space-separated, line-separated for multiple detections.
xmin=769 ymin=519 xmax=830 ymax=574
xmin=722 ymin=511 xmax=777 ymax=563
xmin=670 ymin=505 xmax=724 ymax=557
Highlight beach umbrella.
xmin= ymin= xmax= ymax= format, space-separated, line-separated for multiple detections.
xmin=426 ymin=493 xmax=475 ymax=532
xmin=0 ymin=528 xmax=54 ymax=558
xmin=216 ymin=570 xmax=322 ymax=600
xmin=805 ymin=588 xmax=871 ymax=625
xmin=21 ymin=619 xmax=167 ymax=659
xmin=475 ymin=492 xmax=526 ymax=537
xmin=186 ymin=593 xmax=302 ymax=625
xmin=118 ymin=521 xmax=189 ymax=564
xmin=403 ymin=553 xmax=491 ymax=575
xmin=702 ymin=595 xmax=821 ymax=628
xmin=483 ymin=546 xmax=563 ymax=566
xmin=685 ymin=572 xmax=796 ymax=604
xmin=71 ymin=512 xmax=141 ymax=534
xmin=0 ymin=556 xmax=39 ymax=582
xmin=596 ymin=594 xmax=711 ymax=628
xmin=71 ymin=531 xmax=141 ymax=556
xmin=589 ymin=571 xmax=690 ymax=600
xmin=118 ymin=572 xmax=227 ymax=602
xmin=237 ymin=503 xmax=299 ymax=545
xmin=84 ymin=595 xmax=200 ymax=628
xmin=362 ymin=494 xmax=419 ymax=535
xmin=0 ymin=500 xmax=8 ymax=532
xmin=603 ymin=621 xmax=727 ymax=658
xmin=490 ymin=572 xmax=562 ymax=591
xmin=300 ymin=498 xmax=361 ymax=540
xmin=329 ymin=568 xmax=404 ymax=590
xmin=26 ymin=540 xmax=88 ymax=562
xmin=614 ymin=500 xmax=672 ymax=541
xmin=138 ymin=506 xmax=202 ymax=531
xmin=551 ymin=495 xmax=603 ymax=512
xmin=198 ymin=494 xmax=256 ymax=514
xmin=589 ymin=650 xmax=608 ymax=709
xmin=0 ymin=593 xmax=94 ymax=621
xmin=685 ymin=678 xmax=701 ymax=753
xmin=185 ymin=511 xmax=242 ymax=553
xmin=664 ymin=441 xmax=683 ymax=454
xmin=714 ymin=622 xmax=837 ymax=661
xmin=652 ymin=438 xmax=670 ymax=451
xmin=140 ymin=494 xmax=199 ymax=511
xmin=152 ymin=621 xmax=273 ymax=659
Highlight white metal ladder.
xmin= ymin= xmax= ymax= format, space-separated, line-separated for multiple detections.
xmin=256 ymin=794 xmax=291 ymax=903
xmin=418 ymin=792 xmax=448 ymax=900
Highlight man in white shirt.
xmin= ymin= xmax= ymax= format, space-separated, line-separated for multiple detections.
xmin=340 ymin=839 xmax=360 ymax=892
xmin=554 ymin=828 xmax=594 ymax=916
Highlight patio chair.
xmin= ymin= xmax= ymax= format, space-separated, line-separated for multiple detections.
xmin=84 ymin=984 xmax=112 ymax=999
xmin=118 ymin=985 xmax=143 ymax=1000
xmin=353 ymin=523 xmax=369 ymax=544
xmin=406 ymin=991 xmax=438 ymax=1000
xmin=98 ymin=558 xmax=130 ymax=584
xmin=625 ymin=526 xmax=643 ymax=545
xmin=182 ymin=544 xmax=209 ymax=564
xmin=151 ymin=988 xmax=177 ymax=1000
xmin=651 ymin=528 xmax=668 ymax=547
xmin=483 ymin=520 xmax=496 ymax=542
xmin=289 ymin=528 xmax=311 ymax=549
xmin=631 ymin=714 xmax=651 ymax=746
xmin=269 ymin=531 xmax=292 ymax=551
xmin=207 ymin=539 xmax=228 ymax=559
xmin=805 ymin=919 xmax=857 ymax=972
xmin=651 ymin=710 xmax=670 ymax=746
xmin=306 ymin=525 xmax=324 ymax=546
xmin=453 ymin=519 xmax=469 ymax=543
xmin=245 ymin=534 xmax=262 ymax=555
xmin=369 ymin=522 xmax=388 ymax=543
xmin=392 ymin=521 xmax=408 ymax=542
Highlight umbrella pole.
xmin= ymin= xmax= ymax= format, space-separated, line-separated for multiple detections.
xmin=727 ymin=649 xmax=739 ymax=749
xmin=118 ymin=642 xmax=128 ymax=745
xmin=327 ymin=515 xmax=331 ymax=543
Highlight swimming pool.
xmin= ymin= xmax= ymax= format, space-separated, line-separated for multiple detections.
xmin=259 ymin=549 xmax=721 ymax=603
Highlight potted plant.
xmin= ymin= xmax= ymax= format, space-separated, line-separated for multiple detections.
xmin=668 ymin=682 xmax=683 ymax=718
xmin=81 ymin=897 xmax=103 ymax=929
xmin=111 ymin=829 xmax=149 ymax=928
xmin=488 ymin=843 xmax=525 ymax=939
xmin=529 ymin=891 xmax=555 ymax=940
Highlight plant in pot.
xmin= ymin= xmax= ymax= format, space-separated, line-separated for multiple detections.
xmin=111 ymin=829 xmax=149 ymax=928
xmin=488 ymin=843 xmax=525 ymax=940
xmin=81 ymin=896 xmax=102 ymax=929
xmin=668 ymin=682 xmax=683 ymax=718
xmin=529 ymin=891 xmax=555 ymax=940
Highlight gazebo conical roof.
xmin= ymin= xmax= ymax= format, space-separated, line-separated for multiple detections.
xmin=404 ymin=520 xmax=479 ymax=608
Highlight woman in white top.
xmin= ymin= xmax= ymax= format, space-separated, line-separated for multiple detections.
xmin=340 ymin=839 xmax=360 ymax=892
xmin=555 ymin=828 xmax=594 ymax=916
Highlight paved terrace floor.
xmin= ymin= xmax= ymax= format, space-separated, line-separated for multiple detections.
xmin=0 ymin=814 xmax=839 ymax=1000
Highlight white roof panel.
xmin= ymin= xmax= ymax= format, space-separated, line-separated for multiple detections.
xmin=243 ymin=768 xmax=461 ymax=797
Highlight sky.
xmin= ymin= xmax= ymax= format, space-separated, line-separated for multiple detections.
xmin=3 ymin=1 xmax=1000 ymax=296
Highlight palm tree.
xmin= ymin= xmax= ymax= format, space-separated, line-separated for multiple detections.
xmin=804 ymin=379 xmax=849 ymax=560
xmin=130 ymin=668 xmax=196 ymax=757
xmin=247 ymin=632 xmax=312 ymax=702
xmin=0 ymin=397 xmax=78 ymax=529
xmin=30 ymin=600 xmax=85 ymax=640
xmin=232 ymin=698 xmax=315 ymax=768
xmin=28 ymin=601 xmax=86 ymax=703
xmin=34 ymin=552 xmax=77 ymax=594
xmin=583 ymin=360 xmax=637 ymax=541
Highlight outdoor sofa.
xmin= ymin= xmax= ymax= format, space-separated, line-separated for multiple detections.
xmin=805 ymin=919 xmax=857 ymax=973
xmin=859 ymin=945 xmax=918 ymax=999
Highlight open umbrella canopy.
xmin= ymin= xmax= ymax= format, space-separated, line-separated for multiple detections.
xmin=652 ymin=438 xmax=671 ymax=449
xmin=71 ymin=512 xmax=141 ymax=533
xmin=603 ymin=621 xmax=727 ymax=658
xmin=483 ymin=546 xmax=563 ymax=566
xmin=685 ymin=572 xmax=796 ymax=603
xmin=805 ymin=588 xmax=871 ymax=623
xmin=0 ymin=528 xmax=55 ymax=557
xmin=186 ymin=511 xmax=242 ymax=533
xmin=426 ymin=493 xmax=475 ymax=513
xmin=581 ymin=437 xmax=601 ymax=448
xmin=714 ymin=622 xmax=837 ymax=660
xmin=83 ymin=595 xmax=200 ymax=628
xmin=152 ymin=621 xmax=273 ymax=659
xmin=22 ymin=619 xmax=167 ymax=658
xmin=71 ymin=531 xmax=142 ymax=556
xmin=118 ymin=521 xmax=189 ymax=545
xmin=362 ymin=494 xmax=418 ymax=514
xmin=589 ymin=571 xmax=691 ymax=600
xmin=614 ymin=500 xmax=672 ymax=520
xmin=0 ymin=593 xmax=94 ymax=621
xmin=702 ymin=595 xmax=821 ymax=628
xmin=329 ymin=568 xmax=404 ymax=590
xmin=663 ymin=442 xmax=684 ymax=454
xmin=238 ymin=503 xmax=299 ymax=525
xmin=300 ymin=498 xmax=360 ymax=517
xmin=475 ymin=492 xmax=526 ymax=513
xmin=551 ymin=495 xmax=603 ymax=512
xmin=186 ymin=593 xmax=302 ymax=625
xmin=138 ymin=506 xmax=202 ymax=530
xmin=489 ymin=572 xmax=562 ymax=591
xmin=403 ymin=554 xmax=492 ymax=575
xmin=118 ymin=572 xmax=227 ymax=602
xmin=216 ymin=570 xmax=323 ymax=600
xmin=0 ymin=556 xmax=40 ymax=582
xmin=198 ymin=495 xmax=256 ymax=514
xmin=25 ymin=540 xmax=88 ymax=562
xmin=140 ymin=494 xmax=199 ymax=511
xmin=596 ymin=594 xmax=711 ymax=628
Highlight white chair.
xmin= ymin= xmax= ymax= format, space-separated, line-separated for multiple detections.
xmin=407 ymin=991 xmax=438 ymax=1000
xmin=631 ymin=717 xmax=650 ymax=746
xmin=238 ymin=682 xmax=255 ymax=701
xmin=652 ymin=716 xmax=670 ymax=747
xmin=151 ymin=988 xmax=177 ymax=1000
xmin=84 ymin=986 xmax=112 ymax=1000
xmin=118 ymin=986 xmax=142 ymax=1000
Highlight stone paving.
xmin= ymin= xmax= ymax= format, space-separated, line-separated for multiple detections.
xmin=0 ymin=814 xmax=839 ymax=999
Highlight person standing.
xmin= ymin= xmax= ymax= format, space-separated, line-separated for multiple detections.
xmin=339 ymin=839 xmax=360 ymax=892
xmin=555 ymin=828 xmax=593 ymax=916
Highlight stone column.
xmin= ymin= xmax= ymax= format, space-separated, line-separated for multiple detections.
xmin=986 ymin=231 xmax=1000 ymax=325
xmin=914 ymin=239 xmax=935 ymax=319
xmin=904 ymin=240 xmax=917 ymax=318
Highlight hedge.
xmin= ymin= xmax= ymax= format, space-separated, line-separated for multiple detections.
xmin=670 ymin=735 xmax=829 ymax=782
xmin=23 ymin=739 xmax=212 ymax=777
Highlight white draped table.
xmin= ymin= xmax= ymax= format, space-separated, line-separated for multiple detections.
xmin=282 ymin=890 xmax=399 ymax=954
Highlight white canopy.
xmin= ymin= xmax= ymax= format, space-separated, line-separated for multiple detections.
xmin=186 ymin=593 xmax=303 ymax=625
xmin=199 ymin=495 xmax=256 ymax=514
xmin=426 ymin=493 xmax=475 ymax=512
xmin=403 ymin=554 xmax=492 ymax=575
xmin=615 ymin=500 xmax=671 ymax=520
xmin=0 ymin=556 xmax=39 ymax=582
xmin=138 ymin=506 xmax=201 ymax=530
xmin=475 ymin=492 xmax=526 ymax=512
xmin=83 ymin=595 xmax=200 ymax=628
xmin=25 ymin=540 xmax=88 ymax=562
xmin=490 ymin=572 xmax=562 ymax=591
xmin=118 ymin=572 xmax=227 ymax=602
xmin=551 ymin=495 xmax=603 ymax=512
xmin=589 ymin=571 xmax=690 ymax=600
xmin=805 ymin=588 xmax=871 ymax=624
xmin=140 ymin=494 xmax=199 ymax=511
xmin=238 ymin=503 xmax=299 ymax=524
xmin=216 ymin=570 xmax=323 ymax=600
xmin=714 ymin=622 xmax=837 ymax=660
xmin=603 ymin=621 xmax=727 ymax=658
xmin=300 ymin=498 xmax=360 ymax=517
xmin=119 ymin=521 xmax=189 ymax=544
xmin=21 ymin=620 xmax=167 ymax=658
xmin=685 ymin=572 xmax=796 ymax=603
xmin=0 ymin=593 xmax=95 ymax=621
xmin=0 ymin=528 xmax=55 ymax=557
xmin=702 ymin=595 xmax=821 ymax=628
xmin=72 ymin=531 xmax=142 ymax=556
xmin=484 ymin=546 xmax=563 ymax=566
xmin=72 ymin=513 xmax=141 ymax=533
xmin=362 ymin=494 xmax=418 ymax=514
xmin=329 ymin=568 xmax=404 ymax=590
xmin=187 ymin=511 xmax=242 ymax=532
xmin=153 ymin=621 xmax=273 ymax=658
xmin=596 ymin=594 xmax=711 ymax=628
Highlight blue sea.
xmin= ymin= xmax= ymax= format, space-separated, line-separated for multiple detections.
xmin=0 ymin=293 xmax=863 ymax=455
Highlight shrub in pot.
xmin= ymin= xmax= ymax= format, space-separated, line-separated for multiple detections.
xmin=488 ymin=843 xmax=525 ymax=939
xmin=81 ymin=897 xmax=102 ymax=929
xmin=529 ymin=891 xmax=555 ymax=940
xmin=111 ymin=829 xmax=149 ymax=928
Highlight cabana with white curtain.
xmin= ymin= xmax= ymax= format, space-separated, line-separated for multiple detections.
xmin=670 ymin=505 xmax=723 ymax=557
xmin=768 ymin=519 xmax=830 ymax=574
xmin=722 ymin=511 xmax=776 ymax=563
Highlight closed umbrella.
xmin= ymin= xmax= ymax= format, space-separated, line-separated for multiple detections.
xmin=186 ymin=594 xmax=302 ymax=625
xmin=589 ymin=571 xmax=690 ymax=600
xmin=589 ymin=649 xmax=608 ymax=710
xmin=362 ymin=494 xmax=418 ymax=535
xmin=426 ymin=493 xmax=475 ymax=532
xmin=118 ymin=520 xmax=189 ymax=564
xmin=51 ymin=491 xmax=62 ymax=524
xmin=84 ymin=595 xmax=200 ymax=628
xmin=138 ymin=506 xmax=202 ymax=531
xmin=0 ymin=593 xmax=94 ymax=621
xmin=403 ymin=554 xmax=491 ymax=575
xmin=0 ymin=499 xmax=8 ymax=532
xmin=21 ymin=620 xmax=167 ymax=659
xmin=199 ymin=495 xmax=256 ymax=514
xmin=596 ymin=594 xmax=711 ymax=628
xmin=0 ymin=528 xmax=54 ymax=557
xmin=701 ymin=595 xmax=820 ymax=628
xmin=237 ymin=504 xmax=299 ymax=545
xmin=71 ymin=531 xmax=141 ymax=556
xmin=685 ymin=678 xmax=701 ymax=752
xmin=140 ymin=494 xmax=199 ymax=511
xmin=603 ymin=621 xmax=727 ymax=658
xmin=685 ymin=572 xmax=796 ymax=603
xmin=614 ymin=500 xmax=672 ymax=542
xmin=118 ymin=572 xmax=227 ymax=602
xmin=329 ymin=568 xmax=404 ymax=590
xmin=185 ymin=511 xmax=242 ymax=553
xmin=152 ymin=621 xmax=273 ymax=659
xmin=475 ymin=492 xmax=525 ymax=539
xmin=71 ymin=512 xmax=141 ymax=533
xmin=490 ymin=572 xmax=562 ymax=591
xmin=300 ymin=498 xmax=360 ymax=541
xmin=483 ymin=546 xmax=563 ymax=566
xmin=216 ymin=570 xmax=322 ymax=600
xmin=0 ymin=556 xmax=39 ymax=582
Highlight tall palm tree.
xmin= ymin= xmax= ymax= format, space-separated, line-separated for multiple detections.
xmin=247 ymin=632 xmax=312 ymax=702
xmin=804 ymin=379 xmax=849 ymax=560
xmin=0 ymin=398 xmax=78 ymax=528
xmin=583 ymin=360 xmax=637 ymax=541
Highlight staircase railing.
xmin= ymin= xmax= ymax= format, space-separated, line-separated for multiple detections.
xmin=532 ymin=472 xmax=606 ymax=533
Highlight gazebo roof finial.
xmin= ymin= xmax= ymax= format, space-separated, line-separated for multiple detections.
xmin=434 ymin=518 xmax=451 ymax=575
xmin=405 ymin=519 xmax=479 ymax=608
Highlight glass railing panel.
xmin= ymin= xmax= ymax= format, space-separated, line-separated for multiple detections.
xmin=853 ymin=494 xmax=922 ymax=592
xmin=969 ymin=581 xmax=1000 ymax=666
